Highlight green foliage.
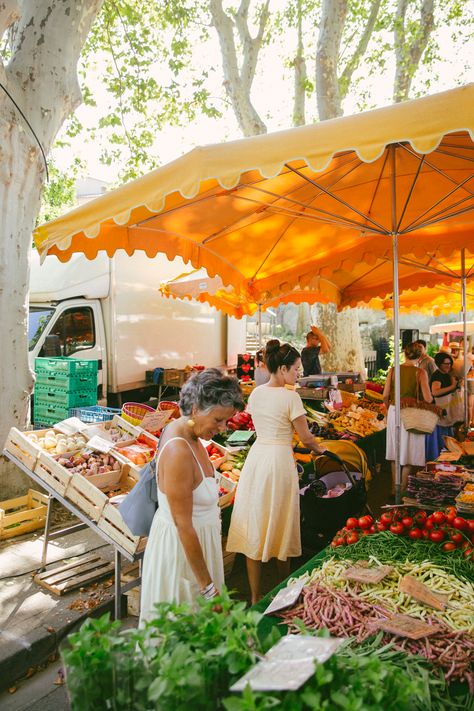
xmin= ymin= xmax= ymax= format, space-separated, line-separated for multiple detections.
xmin=63 ymin=589 xmax=279 ymax=711
xmin=37 ymin=160 xmax=82 ymax=225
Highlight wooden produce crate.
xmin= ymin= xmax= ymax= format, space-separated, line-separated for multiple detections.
xmin=64 ymin=456 xmax=133 ymax=523
xmin=4 ymin=427 xmax=59 ymax=471
xmin=82 ymin=415 xmax=141 ymax=443
xmin=0 ymin=489 xmax=49 ymax=540
xmin=98 ymin=501 xmax=147 ymax=555
xmin=338 ymin=382 xmax=365 ymax=393
xmin=221 ymin=536 xmax=236 ymax=579
xmin=162 ymin=368 xmax=189 ymax=387
xmin=34 ymin=451 xmax=73 ymax=496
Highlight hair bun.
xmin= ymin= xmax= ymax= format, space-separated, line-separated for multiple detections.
xmin=265 ymin=339 xmax=280 ymax=355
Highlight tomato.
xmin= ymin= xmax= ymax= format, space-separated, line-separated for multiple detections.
xmin=463 ymin=547 xmax=473 ymax=559
xmin=401 ymin=516 xmax=414 ymax=529
xmin=425 ymin=516 xmax=435 ymax=530
xmin=466 ymin=520 xmax=474 ymax=533
xmin=442 ymin=542 xmax=457 ymax=552
xmin=453 ymin=517 xmax=467 ymax=530
xmin=414 ymin=511 xmax=427 ymax=526
xmin=361 ymin=530 xmax=370 ymax=536
xmin=376 ymin=522 xmax=388 ymax=532
xmin=450 ymin=531 xmax=464 ymax=545
xmin=445 ymin=506 xmax=457 ymax=517
xmin=432 ymin=511 xmax=446 ymax=525
xmin=358 ymin=515 xmax=373 ymax=529
xmin=429 ymin=530 xmax=445 ymax=543
xmin=380 ymin=512 xmax=393 ymax=526
xmin=408 ymin=527 xmax=423 ymax=540
xmin=346 ymin=517 xmax=359 ymax=530
xmin=332 ymin=537 xmax=345 ymax=547
xmin=390 ymin=522 xmax=405 ymax=535
xmin=369 ymin=525 xmax=376 ymax=534
xmin=346 ymin=532 xmax=359 ymax=545
xmin=422 ymin=529 xmax=431 ymax=539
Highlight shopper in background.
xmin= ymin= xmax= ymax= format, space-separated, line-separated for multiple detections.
xmin=301 ymin=325 xmax=331 ymax=377
xmin=254 ymin=349 xmax=270 ymax=386
xmin=140 ymin=369 xmax=244 ymax=623
xmin=415 ymin=339 xmax=436 ymax=379
xmin=227 ymin=339 xmax=326 ymax=604
xmin=383 ymin=342 xmax=433 ymax=496
xmin=426 ymin=352 xmax=456 ymax=460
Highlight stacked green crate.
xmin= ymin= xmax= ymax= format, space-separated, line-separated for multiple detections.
xmin=34 ymin=358 xmax=98 ymax=425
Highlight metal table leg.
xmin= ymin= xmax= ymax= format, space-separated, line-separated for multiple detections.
xmin=40 ymin=494 xmax=54 ymax=570
xmin=115 ymin=548 xmax=122 ymax=620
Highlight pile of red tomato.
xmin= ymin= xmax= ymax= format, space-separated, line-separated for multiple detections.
xmin=331 ymin=506 xmax=474 ymax=557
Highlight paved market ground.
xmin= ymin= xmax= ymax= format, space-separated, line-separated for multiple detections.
xmin=0 ymin=464 xmax=391 ymax=708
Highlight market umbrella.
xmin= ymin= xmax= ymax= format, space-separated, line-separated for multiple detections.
xmin=34 ymin=84 xmax=474 ymax=501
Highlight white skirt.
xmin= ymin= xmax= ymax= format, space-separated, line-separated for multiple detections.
xmin=385 ymin=405 xmax=425 ymax=466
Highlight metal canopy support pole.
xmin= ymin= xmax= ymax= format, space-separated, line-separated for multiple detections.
xmin=115 ymin=548 xmax=122 ymax=620
xmin=257 ymin=305 xmax=263 ymax=348
xmin=461 ymin=249 xmax=469 ymax=428
xmin=391 ymin=145 xmax=402 ymax=504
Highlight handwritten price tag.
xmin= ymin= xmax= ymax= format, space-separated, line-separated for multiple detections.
xmin=86 ymin=435 xmax=114 ymax=453
xmin=55 ymin=417 xmax=88 ymax=435
xmin=140 ymin=410 xmax=171 ymax=433
xmin=264 ymin=580 xmax=305 ymax=615
xmin=344 ymin=564 xmax=393 ymax=584
xmin=377 ymin=614 xmax=439 ymax=639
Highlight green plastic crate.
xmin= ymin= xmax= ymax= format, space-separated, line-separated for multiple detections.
xmin=33 ymin=401 xmax=70 ymax=425
xmin=35 ymin=357 xmax=98 ymax=378
xmin=35 ymin=369 xmax=98 ymax=391
xmin=34 ymin=384 xmax=97 ymax=408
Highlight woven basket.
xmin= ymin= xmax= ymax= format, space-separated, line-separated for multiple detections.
xmin=121 ymin=402 xmax=155 ymax=426
xmin=157 ymin=401 xmax=180 ymax=420
xmin=400 ymin=406 xmax=439 ymax=435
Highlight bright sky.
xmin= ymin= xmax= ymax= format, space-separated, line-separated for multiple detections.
xmin=54 ymin=3 xmax=474 ymax=185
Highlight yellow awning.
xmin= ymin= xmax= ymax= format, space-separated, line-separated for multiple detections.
xmin=35 ymin=84 xmax=474 ymax=307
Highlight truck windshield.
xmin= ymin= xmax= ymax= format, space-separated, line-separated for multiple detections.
xmin=29 ymin=307 xmax=54 ymax=351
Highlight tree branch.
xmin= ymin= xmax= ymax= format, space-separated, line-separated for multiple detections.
xmin=210 ymin=0 xmax=266 ymax=136
xmin=292 ymin=0 xmax=306 ymax=126
xmin=339 ymin=0 xmax=381 ymax=100
xmin=393 ymin=0 xmax=434 ymax=102
xmin=0 ymin=0 xmax=19 ymax=40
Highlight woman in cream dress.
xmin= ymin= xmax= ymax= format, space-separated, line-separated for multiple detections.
xmin=227 ymin=340 xmax=325 ymax=604
xmin=139 ymin=369 xmax=244 ymax=623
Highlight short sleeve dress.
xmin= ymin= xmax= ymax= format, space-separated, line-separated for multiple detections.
xmin=226 ymin=385 xmax=305 ymax=562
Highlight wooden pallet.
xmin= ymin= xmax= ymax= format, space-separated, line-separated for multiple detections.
xmin=0 ymin=489 xmax=49 ymax=540
xmin=33 ymin=553 xmax=114 ymax=595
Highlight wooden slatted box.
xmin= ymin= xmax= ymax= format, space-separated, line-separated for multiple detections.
xmin=98 ymin=500 xmax=147 ymax=555
xmin=34 ymin=450 xmax=73 ymax=496
xmin=4 ymin=427 xmax=58 ymax=471
xmin=0 ymin=489 xmax=49 ymax=540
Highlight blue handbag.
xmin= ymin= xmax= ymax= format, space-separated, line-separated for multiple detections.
xmin=118 ymin=455 xmax=158 ymax=537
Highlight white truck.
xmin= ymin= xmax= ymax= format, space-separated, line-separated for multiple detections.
xmin=29 ymin=249 xmax=246 ymax=405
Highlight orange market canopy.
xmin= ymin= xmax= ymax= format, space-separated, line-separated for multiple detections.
xmin=35 ymin=84 xmax=474 ymax=309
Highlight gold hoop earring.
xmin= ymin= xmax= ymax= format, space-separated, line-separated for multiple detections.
xmin=187 ymin=418 xmax=195 ymax=427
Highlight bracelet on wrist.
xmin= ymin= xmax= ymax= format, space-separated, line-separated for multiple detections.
xmin=200 ymin=582 xmax=214 ymax=595
xmin=202 ymin=583 xmax=218 ymax=600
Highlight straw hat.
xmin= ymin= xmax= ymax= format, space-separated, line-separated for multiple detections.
xmin=449 ymin=341 xmax=461 ymax=351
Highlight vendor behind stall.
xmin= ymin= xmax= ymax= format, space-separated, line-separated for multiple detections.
xmin=301 ymin=325 xmax=331 ymax=377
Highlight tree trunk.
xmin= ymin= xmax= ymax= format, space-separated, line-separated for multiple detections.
xmin=0 ymin=0 xmax=103 ymax=497
xmin=315 ymin=0 xmax=347 ymax=121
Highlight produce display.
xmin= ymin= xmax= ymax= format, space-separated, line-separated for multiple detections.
xmin=217 ymin=448 xmax=249 ymax=483
xmin=327 ymin=405 xmax=385 ymax=437
xmin=226 ymin=410 xmax=254 ymax=431
xmin=457 ymin=483 xmax=474 ymax=515
xmin=114 ymin=433 xmax=157 ymax=466
xmin=407 ymin=462 xmax=470 ymax=508
xmin=57 ymin=450 xmax=122 ymax=476
xmin=26 ymin=429 xmax=87 ymax=455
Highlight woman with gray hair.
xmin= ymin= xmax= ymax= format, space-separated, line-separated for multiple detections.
xmin=139 ymin=368 xmax=244 ymax=621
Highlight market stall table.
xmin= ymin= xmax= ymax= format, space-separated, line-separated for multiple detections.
xmin=2 ymin=449 xmax=143 ymax=620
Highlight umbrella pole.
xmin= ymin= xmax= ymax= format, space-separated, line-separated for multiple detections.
xmin=391 ymin=145 xmax=402 ymax=504
xmin=392 ymin=234 xmax=402 ymax=504
xmin=257 ymin=305 xmax=263 ymax=348
xmin=461 ymin=249 xmax=469 ymax=428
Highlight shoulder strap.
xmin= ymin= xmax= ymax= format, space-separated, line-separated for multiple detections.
xmin=156 ymin=436 xmax=208 ymax=481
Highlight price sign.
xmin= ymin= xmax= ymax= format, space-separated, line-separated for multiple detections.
xmin=86 ymin=435 xmax=114 ymax=453
xmin=399 ymin=575 xmax=449 ymax=611
xmin=230 ymin=635 xmax=344 ymax=692
xmin=140 ymin=410 xmax=171 ymax=433
xmin=55 ymin=417 xmax=88 ymax=435
xmin=264 ymin=580 xmax=305 ymax=615
xmin=376 ymin=614 xmax=439 ymax=639
xmin=344 ymin=564 xmax=393 ymax=584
